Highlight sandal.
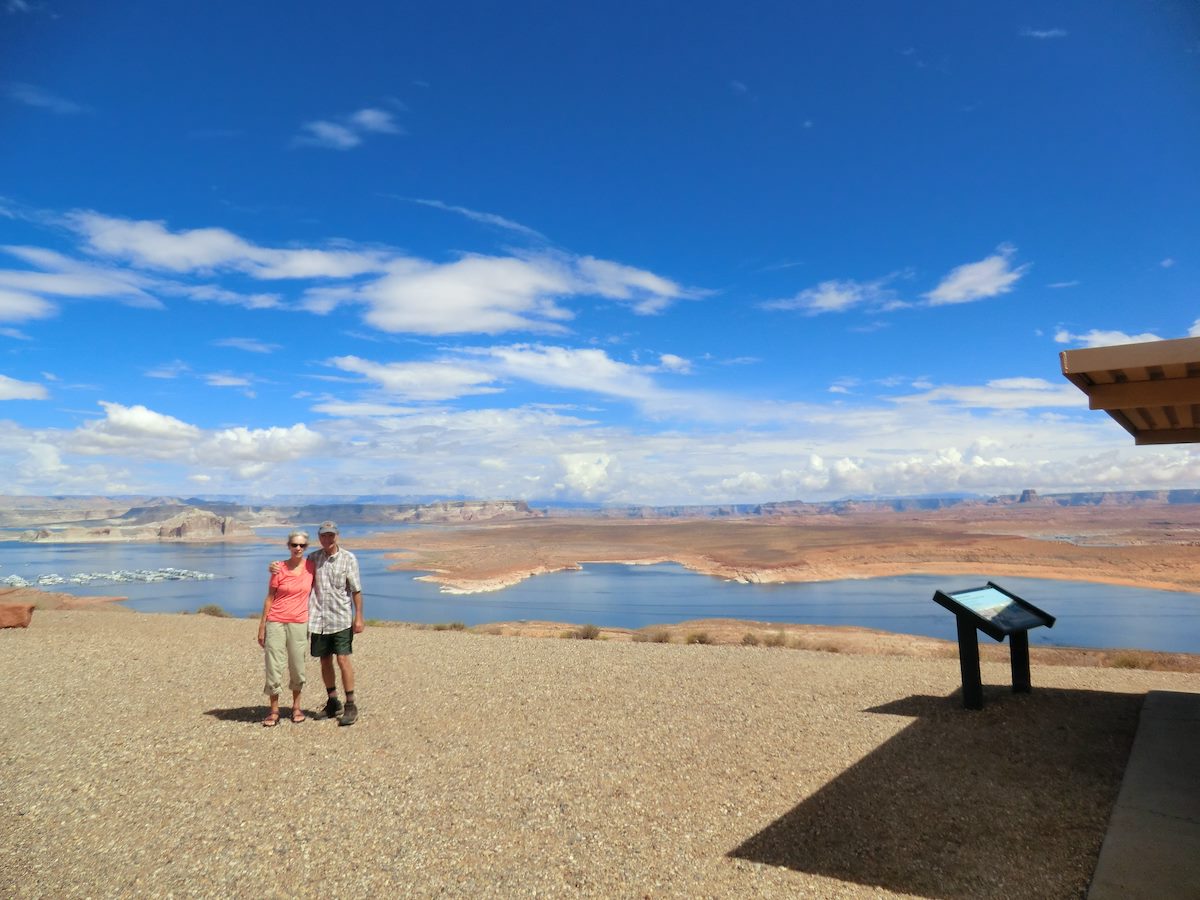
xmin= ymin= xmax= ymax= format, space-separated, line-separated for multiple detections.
xmin=262 ymin=711 xmax=280 ymax=727
xmin=291 ymin=708 xmax=307 ymax=723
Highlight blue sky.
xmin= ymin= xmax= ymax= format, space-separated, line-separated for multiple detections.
xmin=1 ymin=1 xmax=1198 ymax=504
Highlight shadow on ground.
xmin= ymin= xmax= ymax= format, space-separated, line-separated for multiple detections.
xmin=729 ymin=687 xmax=1143 ymax=899
xmin=204 ymin=705 xmax=314 ymax=723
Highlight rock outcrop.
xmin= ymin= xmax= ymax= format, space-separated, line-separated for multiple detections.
xmin=0 ymin=603 xmax=34 ymax=628
xmin=19 ymin=508 xmax=253 ymax=543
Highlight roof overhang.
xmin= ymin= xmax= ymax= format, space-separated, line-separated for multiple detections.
xmin=1060 ymin=336 xmax=1200 ymax=445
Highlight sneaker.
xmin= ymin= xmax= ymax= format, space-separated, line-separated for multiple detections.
xmin=323 ymin=696 xmax=343 ymax=718
xmin=338 ymin=701 xmax=359 ymax=727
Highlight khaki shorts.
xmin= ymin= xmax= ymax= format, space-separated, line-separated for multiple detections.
xmin=310 ymin=627 xmax=353 ymax=658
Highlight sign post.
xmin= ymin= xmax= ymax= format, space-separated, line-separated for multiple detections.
xmin=933 ymin=582 xmax=1056 ymax=710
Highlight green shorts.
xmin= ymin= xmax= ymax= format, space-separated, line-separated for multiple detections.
xmin=310 ymin=627 xmax=353 ymax=658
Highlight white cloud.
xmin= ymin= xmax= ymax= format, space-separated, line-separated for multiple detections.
xmin=357 ymin=255 xmax=575 ymax=334
xmin=205 ymin=373 xmax=252 ymax=388
xmin=892 ymin=377 xmax=1083 ymax=410
xmin=66 ymin=211 xmax=388 ymax=278
xmin=656 ymin=353 xmax=692 ymax=374
xmin=4 ymin=82 xmax=84 ymax=114
xmin=1054 ymin=329 xmax=1163 ymax=348
xmin=410 ymin=198 xmax=546 ymax=240
xmin=214 ymin=337 xmax=279 ymax=353
xmin=71 ymin=402 xmax=202 ymax=457
xmin=574 ymin=256 xmax=689 ymax=314
xmin=1047 ymin=280 xmax=1079 ymax=289
xmin=1161 ymin=258 xmax=1176 ymax=268
xmin=0 ymin=287 xmax=56 ymax=322
xmin=1 ymin=245 xmax=162 ymax=307
xmin=763 ymin=276 xmax=897 ymax=315
xmin=0 ymin=373 xmax=47 ymax=400
xmin=1020 ymin=28 xmax=1068 ymax=39
xmin=475 ymin=344 xmax=663 ymax=401
xmin=924 ymin=245 xmax=1028 ymax=305
xmin=55 ymin=211 xmax=692 ymax=336
xmin=293 ymin=107 xmax=404 ymax=149
xmin=328 ymin=355 xmax=500 ymax=401
xmin=349 ymin=108 xmax=401 ymax=133
xmin=145 ymin=360 xmax=190 ymax=379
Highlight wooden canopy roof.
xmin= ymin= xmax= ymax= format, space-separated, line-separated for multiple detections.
xmin=1060 ymin=336 xmax=1200 ymax=445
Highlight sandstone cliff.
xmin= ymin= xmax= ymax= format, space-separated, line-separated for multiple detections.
xmin=19 ymin=508 xmax=253 ymax=543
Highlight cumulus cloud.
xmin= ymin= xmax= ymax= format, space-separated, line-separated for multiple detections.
xmin=71 ymin=402 xmax=201 ymax=457
xmin=924 ymin=245 xmax=1028 ymax=305
xmin=293 ymin=107 xmax=403 ymax=149
xmin=0 ymin=373 xmax=47 ymax=400
xmin=1054 ymin=328 xmax=1163 ymax=348
xmin=65 ymin=402 xmax=328 ymax=481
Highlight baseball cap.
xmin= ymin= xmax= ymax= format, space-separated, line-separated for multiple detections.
xmin=318 ymin=520 xmax=339 ymax=535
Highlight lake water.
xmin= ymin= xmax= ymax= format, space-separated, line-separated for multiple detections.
xmin=3 ymin=537 xmax=1199 ymax=654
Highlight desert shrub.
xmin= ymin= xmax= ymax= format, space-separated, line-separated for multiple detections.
xmin=762 ymin=630 xmax=787 ymax=648
xmin=572 ymin=623 xmax=602 ymax=640
xmin=479 ymin=624 xmax=504 ymax=636
xmin=633 ymin=627 xmax=671 ymax=644
xmin=431 ymin=621 xmax=467 ymax=631
xmin=1110 ymin=653 xmax=1142 ymax=669
xmin=196 ymin=604 xmax=230 ymax=618
xmin=741 ymin=632 xmax=760 ymax=646
xmin=685 ymin=631 xmax=711 ymax=645
xmin=365 ymin=618 xmax=384 ymax=627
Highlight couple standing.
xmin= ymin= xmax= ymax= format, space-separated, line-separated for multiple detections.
xmin=257 ymin=520 xmax=364 ymax=727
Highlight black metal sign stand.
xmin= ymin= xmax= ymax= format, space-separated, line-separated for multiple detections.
xmin=934 ymin=582 xmax=1056 ymax=710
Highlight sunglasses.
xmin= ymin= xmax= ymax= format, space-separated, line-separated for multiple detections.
xmin=288 ymin=542 xmax=307 ymax=548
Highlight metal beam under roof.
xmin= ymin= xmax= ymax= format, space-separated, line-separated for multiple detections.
xmin=1060 ymin=336 xmax=1200 ymax=445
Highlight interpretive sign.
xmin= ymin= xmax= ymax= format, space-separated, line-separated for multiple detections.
xmin=932 ymin=582 xmax=1055 ymax=710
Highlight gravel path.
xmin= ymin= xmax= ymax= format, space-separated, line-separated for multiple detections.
xmin=3 ymin=611 xmax=1198 ymax=898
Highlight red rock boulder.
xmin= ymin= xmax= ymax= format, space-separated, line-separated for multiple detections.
xmin=0 ymin=603 xmax=34 ymax=628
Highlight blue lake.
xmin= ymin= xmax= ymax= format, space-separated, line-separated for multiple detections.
xmin=3 ymin=537 xmax=1199 ymax=654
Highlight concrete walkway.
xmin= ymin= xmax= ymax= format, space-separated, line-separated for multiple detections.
xmin=1089 ymin=690 xmax=1200 ymax=899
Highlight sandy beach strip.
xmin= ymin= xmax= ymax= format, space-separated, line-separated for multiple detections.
xmin=3 ymin=610 xmax=1199 ymax=898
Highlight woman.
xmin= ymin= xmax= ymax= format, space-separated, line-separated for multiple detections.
xmin=257 ymin=530 xmax=314 ymax=726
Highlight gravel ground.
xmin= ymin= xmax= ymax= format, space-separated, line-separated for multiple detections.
xmin=3 ymin=611 xmax=1198 ymax=899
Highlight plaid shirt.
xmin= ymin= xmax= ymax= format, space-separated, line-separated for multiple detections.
xmin=307 ymin=546 xmax=362 ymax=634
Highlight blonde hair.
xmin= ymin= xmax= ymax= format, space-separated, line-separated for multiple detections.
xmin=286 ymin=530 xmax=309 ymax=545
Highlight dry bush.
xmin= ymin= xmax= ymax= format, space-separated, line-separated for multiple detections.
xmin=196 ymin=604 xmax=230 ymax=618
xmin=633 ymin=627 xmax=671 ymax=644
xmin=685 ymin=631 xmax=711 ymax=645
xmin=741 ymin=632 xmax=760 ymax=646
xmin=430 ymin=621 xmax=466 ymax=631
xmin=762 ymin=630 xmax=787 ymax=648
xmin=570 ymin=623 xmax=601 ymax=640
xmin=1109 ymin=653 xmax=1143 ymax=669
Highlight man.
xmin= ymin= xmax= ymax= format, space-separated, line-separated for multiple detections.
xmin=273 ymin=520 xmax=364 ymax=725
